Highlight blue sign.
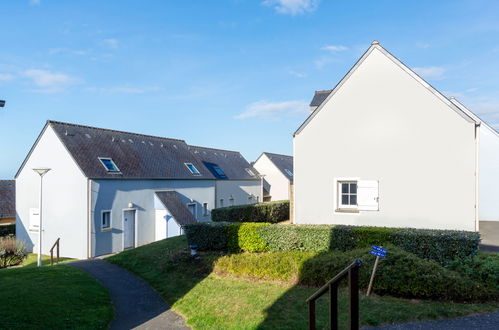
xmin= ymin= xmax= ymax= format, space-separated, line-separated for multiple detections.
xmin=370 ymin=246 xmax=387 ymax=258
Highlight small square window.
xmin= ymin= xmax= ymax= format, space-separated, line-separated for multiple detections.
xmin=185 ymin=163 xmax=200 ymax=175
xmin=338 ymin=181 xmax=358 ymax=210
xmin=220 ymin=199 xmax=224 ymax=207
xmin=99 ymin=158 xmax=120 ymax=172
xmin=229 ymin=196 xmax=235 ymax=206
xmin=203 ymin=203 xmax=208 ymax=216
xmin=213 ymin=166 xmax=226 ymax=177
xmin=102 ymin=211 xmax=111 ymax=230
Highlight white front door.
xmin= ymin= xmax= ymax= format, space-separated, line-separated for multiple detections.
xmin=123 ymin=210 xmax=136 ymax=249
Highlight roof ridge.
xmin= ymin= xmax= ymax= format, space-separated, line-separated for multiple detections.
xmin=48 ymin=120 xmax=186 ymax=143
xmin=188 ymin=144 xmax=242 ymax=155
xmin=0 ymin=180 xmax=14 ymax=182
xmin=264 ymin=152 xmax=293 ymax=158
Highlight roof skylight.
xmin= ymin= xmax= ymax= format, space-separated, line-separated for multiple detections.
xmin=185 ymin=163 xmax=201 ymax=175
xmin=99 ymin=157 xmax=120 ymax=172
xmin=245 ymin=168 xmax=255 ymax=176
xmin=284 ymin=169 xmax=293 ymax=177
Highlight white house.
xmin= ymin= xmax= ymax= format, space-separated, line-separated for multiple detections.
xmin=16 ymin=121 xmax=262 ymax=259
xmin=294 ymin=41 xmax=499 ymax=238
xmin=252 ymin=152 xmax=293 ymax=201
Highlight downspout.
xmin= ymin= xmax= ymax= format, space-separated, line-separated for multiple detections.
xmin=87 ymin=179 xmax=92 ymax=259
xmin=475 ymin=124 xmax=480 ymax=232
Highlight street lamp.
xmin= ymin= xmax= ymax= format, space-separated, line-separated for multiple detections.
xmin=0 ymin=100 xmax=5 ymax=107
xmin=33 ymin=168 xmax=51 ymax=267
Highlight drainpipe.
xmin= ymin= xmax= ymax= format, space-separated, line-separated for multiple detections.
xmin=474 ymin=123 xmax=480 ymax=232
xmin=87 ymin=179 xmax=92 ymax=259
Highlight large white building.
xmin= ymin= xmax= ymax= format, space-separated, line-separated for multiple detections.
xmin=294 ymin=41 xmax=499 ymax=238
xmin=252 ymin=152 xmax=293 ymax=202
xmin=16 ymin=121 xmax=262 ymax=259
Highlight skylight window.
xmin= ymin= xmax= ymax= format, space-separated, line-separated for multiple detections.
xmin=245 ymin=168 xmax=255 ymax=176
xmin=284 ymin=169 xmax=293 ymax=177
xmin=99 ymin=157 xmax=120 ymax=172
xmin=185 ymin=163 xmax=200 ymax=175
xmin=213 ymin=166 xmax=226 ymax=178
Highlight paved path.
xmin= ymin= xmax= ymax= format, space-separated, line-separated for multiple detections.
xmin=367 ymin=311 xmax=499 ymax=330
xmin=70 ymin=259 xmax=189 ymax=330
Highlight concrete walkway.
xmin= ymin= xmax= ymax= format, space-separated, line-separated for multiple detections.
xmin=70 ymin=259 xmax=189 ymax=330
xmin=368 ymin=311 xmax=499 ymax=330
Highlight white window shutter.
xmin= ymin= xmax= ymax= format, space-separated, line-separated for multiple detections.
xmin=357 ymin=180 xmax=379 ymax=211
xmin=29 ymin=208 xmax=40 ymax=230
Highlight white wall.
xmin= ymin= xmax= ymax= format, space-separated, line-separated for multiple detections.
xmin=294 ymin=47 xmax=477 ymax=231
xmin=90 ymin=179 xmax=215 ymax=257
xmin=479 ymin=126 xmax=499 ymax=221
xmin=154 ymin=202 xmax=182 ymax=240
xmin=215 ymin=180 xmax=262 ymax=208
xmin=16 ymin=125 xmax=89 ymax=259
xmin=253 ymin=154 xmax=290 ymax=201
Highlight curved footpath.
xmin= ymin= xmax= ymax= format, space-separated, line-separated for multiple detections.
xmin=368 ymin=311 xmax=499 ymax=330
xmin=70 ymin=259 xmax=189 ymax=330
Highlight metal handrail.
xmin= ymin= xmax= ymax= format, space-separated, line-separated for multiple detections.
xmin=49 ymin=238 xmax=60 ymax=266
xmin=307 ymin=258 xmax=363 ymax=330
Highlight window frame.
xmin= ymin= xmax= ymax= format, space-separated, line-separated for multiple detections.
xmin=184 ymin=162 xmax=201 ymax=175
xmin=187 ymin=203 xmax=197 ymax=219
xmin=203 ymin=203 xmax=208 ymax=217
xmin=101 ymin=210 xmax=112 ymax=231
xmin=335 ymin=178 xmax=360 ymax=212
xmin=284 ymin=168 xmax=293 ymax=177
xmin=219 ymin=199 xmax=224 ymax=207
xmin=245 ymin=168 xmax=255 ymax=177
xmin=98 ymin=157 xmax=120 ymax=172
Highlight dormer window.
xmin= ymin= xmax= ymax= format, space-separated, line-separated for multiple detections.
xmin=185 ymin=163 xmax=200 ymax=175
xmin=284 ymin=169 xmax=293 ymax=177
xmin=245 ymin=168 xmax=255 ymax=176
xmin=99 ymin=157 xmax=120 ymax=172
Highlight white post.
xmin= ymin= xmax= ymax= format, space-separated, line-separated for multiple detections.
xmin=33 ymin=168 xmax=51 ymax=267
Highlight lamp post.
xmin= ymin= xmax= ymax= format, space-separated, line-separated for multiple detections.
xmin=33 ymin=168 xmax=51 ymax=267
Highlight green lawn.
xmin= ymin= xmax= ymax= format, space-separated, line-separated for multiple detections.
xmin=0 ymin=262 xmax=113 ymax=329
xmin=107 ymin=236 xmax=498 ymax=329
xmin=21 ymin=253 xmax=76 ymax=267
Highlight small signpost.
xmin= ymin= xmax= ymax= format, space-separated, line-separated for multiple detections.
xmin=366 ymin=245 xmax=386 ymax=296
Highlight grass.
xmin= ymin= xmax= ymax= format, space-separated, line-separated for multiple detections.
xmin=21 ymin=253 xmax=76 ymax=267
xmin=108 ymin=236 xmax=498 ymax=329
xmin=0 ymin=263 xmax=113 ymax=329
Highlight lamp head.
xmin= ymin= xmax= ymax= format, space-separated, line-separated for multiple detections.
xmin=33 ymin=168 xmax=51 ymax=177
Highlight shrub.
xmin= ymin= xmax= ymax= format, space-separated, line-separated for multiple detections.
xmin=184 ymin=222 xmax=230 ymax=251
xmin=447 ymin=253 xmax=499 ymax=292
xmin=0 ymin=224 xmax=15 ymax=237
xmin=211 ymin=200 xmax=289 ymax=223
xmin=390 ymin=229 xmax=480 ymax=265
xmin=0 ymin=237 xmax=27 ymax=268
xmin=258 ymin=225 xmax=333 ymax=252
xmin=226 ymin=223 xmax=270 ymax=253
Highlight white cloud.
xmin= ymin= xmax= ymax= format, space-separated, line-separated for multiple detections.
xmin=235 ymin=100 xmax=308 ymax=120
xmin=288 ymin=70 xmax=306 ymax=78
xmin=321 ymin=45 xmax=348 ymax=52
xmin=412 ymin=66 xmax=446 ymax=80
xmin=85 ymin=86 xmax=160 ymax=94
xmin=24 ymin=69 xmax=79 ymax=93
xmin=29 ymin=0 xmax=40 ymax=5
xmin=49 ymin=48 xmax=87 ymax=56
xmin=416 ymin=42 xmax=430 ymax=49
xmin=0 ymin=73 xmax=15 ymax=82
xmin=262 ymin=0 xmax=319 ymax=15
xmin=102 ymin=38 xmax=119 ymax=49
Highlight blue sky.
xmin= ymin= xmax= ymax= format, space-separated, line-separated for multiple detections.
xmin=1 ymin=0 xmax=499 ymax=178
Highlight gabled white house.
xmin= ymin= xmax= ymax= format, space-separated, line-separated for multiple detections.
xmin=16 ymin=121 xmax=262 ymax=259
xmin=294 ymin=41 xmax=499 ymax=237
xmin=252 ymin=152 xmax=293 ymax=201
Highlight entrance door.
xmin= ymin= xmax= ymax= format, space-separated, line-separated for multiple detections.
xmin=123 ymin=210 xmax=136 ymax=249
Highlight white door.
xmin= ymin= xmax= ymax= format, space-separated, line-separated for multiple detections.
xmin=124 ymin=210 xmax=136 ymax=249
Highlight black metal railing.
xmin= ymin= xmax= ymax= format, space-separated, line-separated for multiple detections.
xmin=306 ymin=258 xmax=363 ymax=330
xmin=50 ymin=238 xmax=60 ymax=266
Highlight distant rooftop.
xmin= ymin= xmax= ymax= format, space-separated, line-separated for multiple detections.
xmin=0 ymin=180 xmax=15 ymax=219
xmin=310 ymin=90 xmax=332 ymax=107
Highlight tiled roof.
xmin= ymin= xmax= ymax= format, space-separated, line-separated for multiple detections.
xmin=263 ymin=152 xmax=294 ymax=182
xmin=155 ymin=191 xmax=197 ymax=226
xmin=310 ymin=90 xmax=332 ymax=107
xmin=0 ymin=180 xmax=15 ymax=219
xmin=47 ymin=121 xmax=257 ymax=180
xmin=189 ymin=145 xmax=257 ymax=180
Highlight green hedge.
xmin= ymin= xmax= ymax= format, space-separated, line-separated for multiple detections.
xmin=211 ymin=200 xmax=289 ymax=223
xmin=184 ymin=223 xmax=480 ymax=264
xmin=0 ymin=224 xmax=15 ymax=237
xmin=184 ymin=222 xmax=229 ymax=251
xmin=214 ymin=246 xmax=497 ymax=302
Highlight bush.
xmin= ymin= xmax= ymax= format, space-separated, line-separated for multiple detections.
xmin=0 ymin=224 xmax=15 ymax=237
xmin=0 ymin=237 xmax=27 ymax=268
xmin=184 ymin=222 xmax=229 ymax=251
xmin=258 ymin=225 xmax=333 ymax=252
xmin=214 ymin=246 xmax=496 ymax=302
xmin=211 ymin=200 xmax=289 ymax=223
xmin=447 ymin=253 xmax=499 ymax=292
xmin=390 ymin=229 xmax=480 ymax=265
xmin=226 ymin=223 xmax=270 ymax=253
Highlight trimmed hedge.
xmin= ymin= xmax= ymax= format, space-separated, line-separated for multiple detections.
xmin=184 ymin=222 xmax=229 ymax=251
xmin=184 ymin=222 xmax=480 ymax=264
xmin=0 ymin=224 xmax=15 ymax=237
xmin=214 ymin=246 xmax=498 ymax=302
xmin=211 ymin=200 xmax=289 ymax=223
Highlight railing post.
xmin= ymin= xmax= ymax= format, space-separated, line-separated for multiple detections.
xmin=348 ymin=266 xmax=360 ymax=330
xmin=308 ymin=300 xmax=316 ymax=330
xmin=329 ymin=283 xmax=338 ymax=330
xmin=56 ymin=238 xmax=60 ymax=264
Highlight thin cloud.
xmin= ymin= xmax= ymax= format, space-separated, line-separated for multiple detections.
xmin=262 ymin=0 xmax=319 ymax=15
xmin=49 ymin=48 xmax=88 ymax=56
xmin=288 ymin=70 xmax=306 ymax=78
xmin=85 ymin=86 xmax=161 ymax=94
xmin=102 ymin=38 xmax=119 ymax=49
xmin=235 ymin=100 xmax=308 ymax=120
xmin=321 ymin=45 xmax=348 ymax=52
xmin=0 ymin=73 xmax=15 ymax=82
xmin=29 ymin=0 xmax=40 ymax=5
xmin=412 ymin=66 xmax=446 ymax=80
xmin=416 ymin=42 xmax=430 ymax=49
xmin=23 ymin=69 xmax=80 ymax=93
